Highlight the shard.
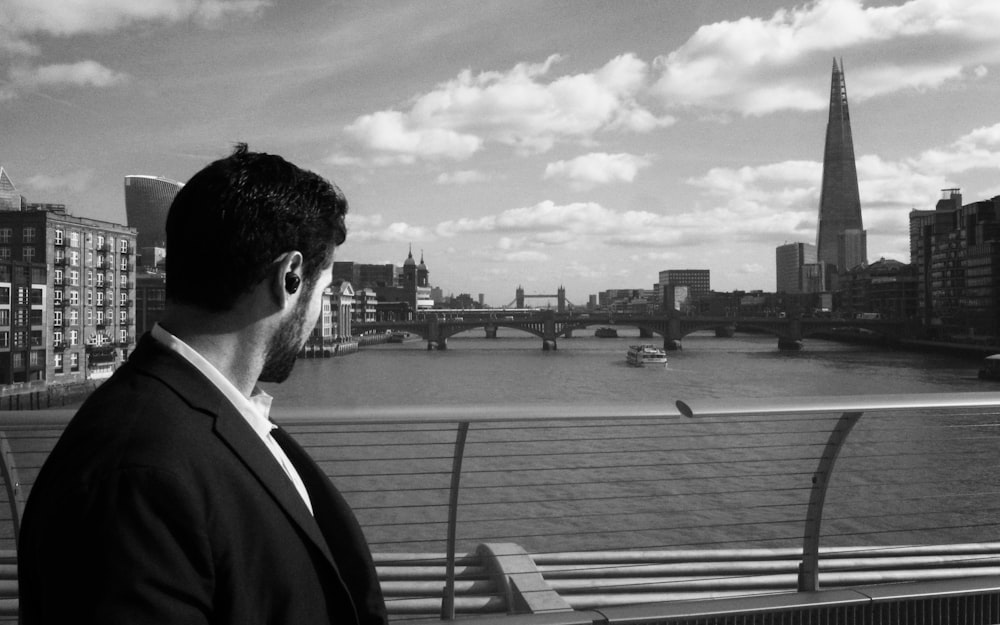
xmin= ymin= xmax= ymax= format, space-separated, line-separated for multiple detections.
xmin=816 ymin=58 xmax=865 ymax=273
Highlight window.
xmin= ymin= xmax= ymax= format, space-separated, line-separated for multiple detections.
xmin=0 ymin=228 xmax=10 ymax=243
xmin=22 ymin=227 xmax=35 ymax=243
xmin=68 ymin=310 xmax=78 ymax=326
xmin=30 ymin=331 xmax=42 ymax=348
xmin=30 ymin=288 xmax=42 ymax=306
xmin=54 ymin=353 xmax=63 ymax=372
xmin=69 ymin=232 xmax=80 ymax=248
xmin=53 ymin=311 xmax=62 ymax=327
xmin=86 ymin=251 xmax=93 ymax=266
xmin=87 ymin=270 xmax=93 ymax=286
xmin=13 ymin=331 xmax=25 ymax=349
xmin=13 ymin=309 xmax=25 ymax=327
xmin=54 ymin=229 xmax=64 ymax=245
xmin=0 ymin=248 xmax=10 ymax=261
xmin=54 ymin=269 xmax=63 ymax=285
xmin=121 ymin=257 xmax=129 ymax=271
xmin=96 ymin=291 xmax=103 ymax=306
xmin=69 ymin=270 xmax=79 ymax=286
xmin=12 ymin=353 xmax=22 ymax=369
xmin=29 ymin=309 xmax=42 ymax=326
xmin=0 ymin=288 xmax=8 ymax=305
xmin=0 ymin=310 xmax=8 ymax=325
xmin=120 ymin=309 xmax=127 ymax=323
xmin=22 ymin=247 xmax=34 ymax=262
xmin=16 ymin=288 xmax=27 ymax=306
xmin=97 ymin=235 xmax=104 ymax=249
xmin=87 ymin=290 xmax=93 ymax=306
xmin=120 ymin=239 xmax=130 ymax=254
xmin=69 ymin=330 xmax=78 ymax=346
xmin=120 ymin=274 xmax=128 ymax=287
xmin=120 ymin=329 xmax=128 ymax=343
xmin=53 ymin=290 xmax=62 ymax=305
xmin=53 ymin=330 xmax=62 ymax=346
xmin=70 ymin=352 xmax=79 ymax=371
xmin=96 ymin=310 xmax=104 ymax=325
xmin=96 ymin=272 xmax=104 ymax=287
xmin=0 ymin=332 xmax=7 ymax=348
xmin=120 ymin=292 xmax=128 ymax=306
xmin=70 ymin=251 xmax=79 ymax=266
xmin=68 ymin=291 xmax=79 ymax=306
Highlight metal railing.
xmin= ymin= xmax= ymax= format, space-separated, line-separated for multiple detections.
xmin=0 ymin=392 xmax=997 ymax=623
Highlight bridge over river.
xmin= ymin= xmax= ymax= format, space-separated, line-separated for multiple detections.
xmin=355 ymin=311 xmax=908 ymax=351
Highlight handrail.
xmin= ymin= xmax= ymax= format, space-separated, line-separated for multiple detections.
xmin=0 ymin=391 xmax=997 ymax=620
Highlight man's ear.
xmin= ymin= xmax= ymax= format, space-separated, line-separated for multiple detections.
xmin=272 ymin=251 xmax=304 ymax=308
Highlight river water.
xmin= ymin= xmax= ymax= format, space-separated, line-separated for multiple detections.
xmin=258 ymin=330 xmax=999 ymax=555
xmin=265 ymin=328 xmax=989 ymax=408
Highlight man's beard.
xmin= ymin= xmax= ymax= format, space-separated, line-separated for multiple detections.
xmin=259 ymin=296 xmax=310 ymax=383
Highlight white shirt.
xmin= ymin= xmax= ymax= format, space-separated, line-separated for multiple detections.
xmin=151 ymin=324 xmax=313 ymax=514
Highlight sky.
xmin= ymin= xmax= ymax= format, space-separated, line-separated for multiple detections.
xmin=2 ymin=0 xmax=1000 ymax=307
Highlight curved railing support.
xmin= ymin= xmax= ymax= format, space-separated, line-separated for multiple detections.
xmin=441 ymin=421 xmax=470 ymax=619
xmin=0 ymin=432 xmax=22 ymax=543
xmin=798 ymin=410 xmax=863 ymax=591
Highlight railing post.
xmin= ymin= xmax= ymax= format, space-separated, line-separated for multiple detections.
xmin=799 ymin=410 xmax=862 ymax=591
xmin=0 ymin=431 xmax=23 ymax=542
xmin=441 ymin=421 xmax=470 ymax=620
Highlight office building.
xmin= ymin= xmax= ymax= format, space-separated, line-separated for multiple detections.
xmin=816 ymin=59 xmax=866 ymax=274
xmin=658 ymin=269 xmax=710 ymax=298
xmin=910 ymin=189 xmax=1000 ymax=339
xmin=775 ymin=243 xmax=817 ymax=294
xmin=0 ymin=202 xmax=136 ymax=385
xmin=123 ymin=175 xmax=183 ymax=265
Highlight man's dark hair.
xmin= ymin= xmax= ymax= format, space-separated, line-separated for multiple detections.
xmin=165 ymin=143 xmax=347 ymax=311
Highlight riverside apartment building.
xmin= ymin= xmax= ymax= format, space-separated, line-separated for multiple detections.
xmin=0 ymin=172 xmax=137 ymax=387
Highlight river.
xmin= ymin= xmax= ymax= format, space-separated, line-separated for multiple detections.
xmin=258 ymin=329 xmax=998 ymax=555
xmin=264 ymin=329 xmax=989 ymax=408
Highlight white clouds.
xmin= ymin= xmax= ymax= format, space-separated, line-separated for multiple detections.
xmin=544 ymin=152 xmax=652 ymax=189
xmin=23 ymin=169 xmax=95 ymax=193
xmin=342 ymin=54 xmax=674 ymax=164
xmin=344 ymin=213 xmax=431 ymax=244
xmin=9 ymin=61 xmax=127 ymax=89
xmin=652 ymin=0 xmax=1000 ymax=116
xmin=0 ymin=0 xmax=266 ymax=102
xmin=0 ymin=0 xmax=268 ymax=37
xmin=436 ymin=170 xmax=490 ymax=185
xmin=909 ymin=122 xmax=1000 ymax=175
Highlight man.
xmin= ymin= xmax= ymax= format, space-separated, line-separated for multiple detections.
xmin=18 ymin=144 xmax=388 ymax=625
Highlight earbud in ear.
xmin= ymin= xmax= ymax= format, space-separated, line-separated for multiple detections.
xmin=285 ymin=273 xmax=301 ymax=294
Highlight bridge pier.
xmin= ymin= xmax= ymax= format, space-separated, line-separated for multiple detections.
xmin=664 ymin=338 xmax=682 ymax=351
xmin=778 ymin=338 xmax=802 ymax=351
xmin=542 ymin=339 xmax=557 ymax=351
xmin=484 ymin=324 xmax=498 ymax=339
xmin=639 ymin=328 xmax=654 ymax=339
xmin=427 ymin=338 xmax=448 ymax=350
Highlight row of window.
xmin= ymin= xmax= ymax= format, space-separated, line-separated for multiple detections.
xmin=53 ymin=290 xmax=131 ymax=307
xmin=0 ymin=309 xmax=44 ymax=327
xmin=52 ymin=329 xmax=128 ymax=348
xmin=53 ymin=309 xmax=130 ymax=326
xmin=53 ymin=352 xmax=80 ymax=373
xmin=0 ymin=228 xmax=132 ymax=253
xmin=53 ymin=268 xmax=130 ymax=288
xmin=53 ymin=250 xmax=132 ymax=271
xmin=0 ymin=330 xmax=43 ymax=349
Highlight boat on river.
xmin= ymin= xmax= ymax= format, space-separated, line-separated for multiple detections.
xmin=626 ymin=344 xmax=668 ymax=367
xmin=978 ymin=354 xmax=1000 ymax=380
xmin=387 ymin=331 xmax=408 ymax=343
xmin=595 ymin=327 xmax=618 ymax=338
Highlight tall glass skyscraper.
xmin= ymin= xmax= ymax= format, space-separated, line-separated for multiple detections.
xmin=816 ymin=59 xmax=866 ymax=273
xmin=123 ymin=175 xmax=183 ymax=251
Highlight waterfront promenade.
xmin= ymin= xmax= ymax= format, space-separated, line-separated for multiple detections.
xmin=0 ymin=392 xmax=997 ymax=623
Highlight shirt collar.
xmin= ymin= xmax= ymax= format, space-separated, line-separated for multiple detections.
xmin=151 ymin=323 xmax=275 ymax=438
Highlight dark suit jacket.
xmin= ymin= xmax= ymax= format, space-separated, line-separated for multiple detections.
xmin=18 ymin=334 xmax=387 ymax=625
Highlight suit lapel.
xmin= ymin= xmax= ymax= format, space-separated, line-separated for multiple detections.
xmin=127 ymin=335 xmax=339 ymax=571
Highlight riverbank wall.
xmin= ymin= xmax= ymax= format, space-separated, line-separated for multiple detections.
xmin=812 ymin=331 xmax=998 ymax=360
